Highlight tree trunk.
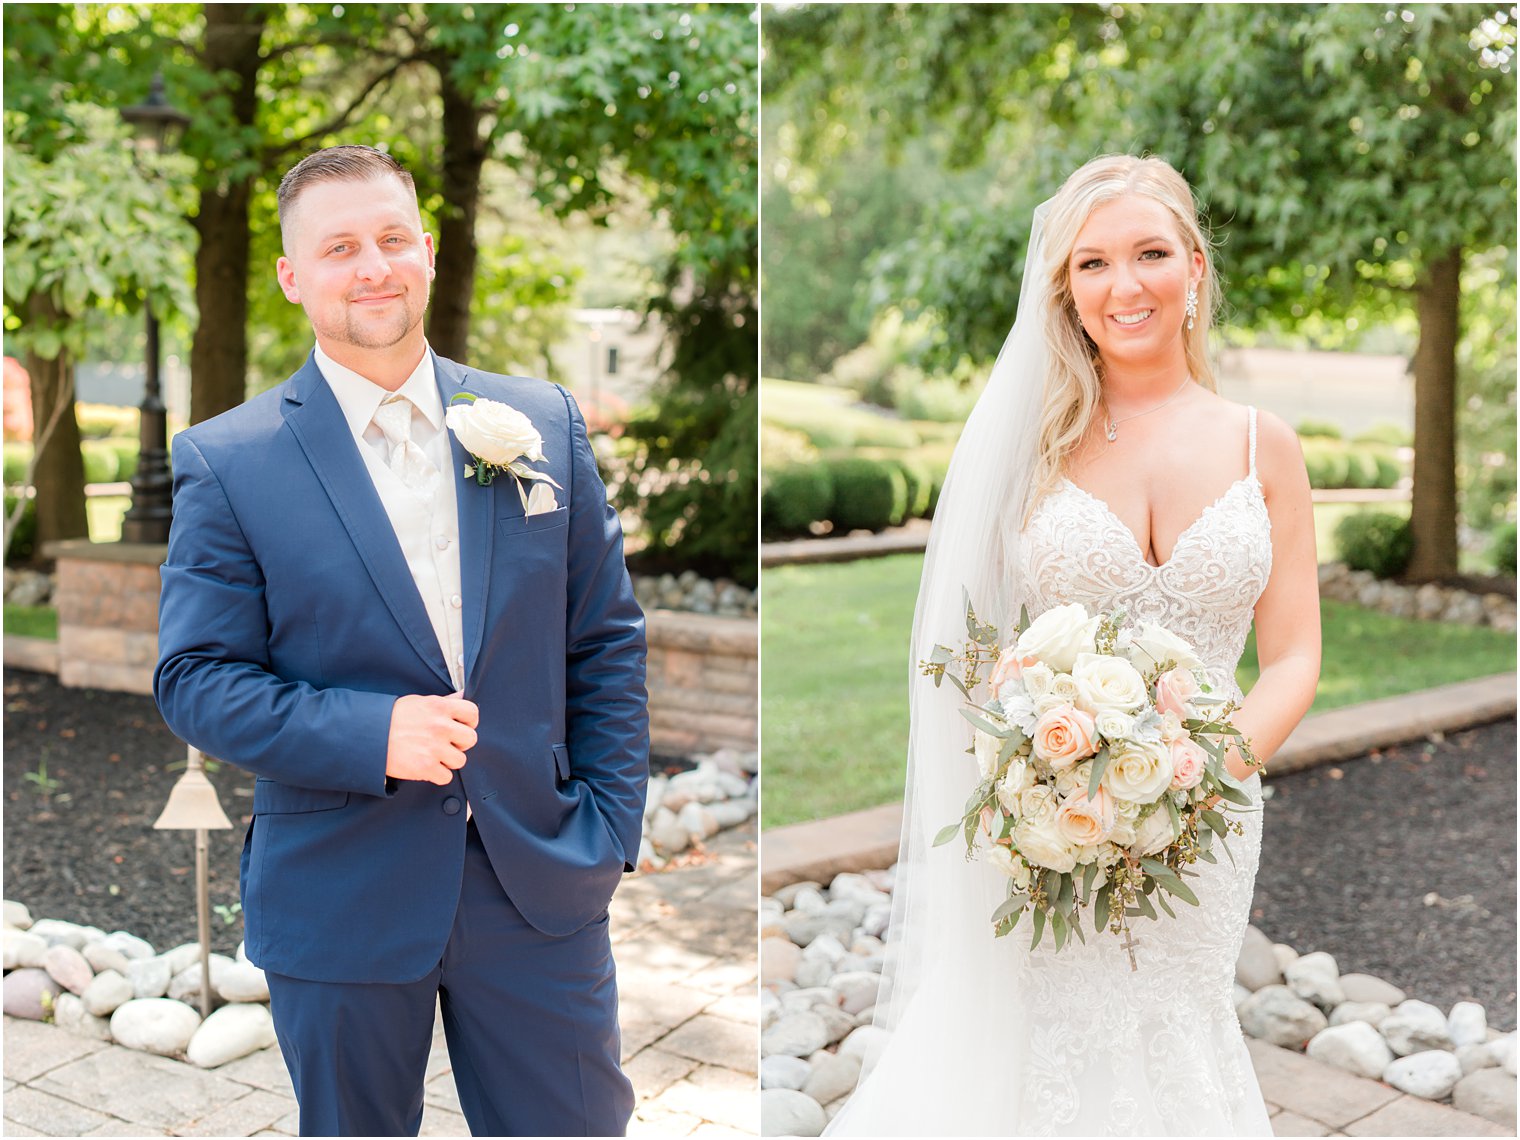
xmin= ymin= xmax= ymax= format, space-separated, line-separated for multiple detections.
xmin=426 ymin=67 xmax=486 ymax=362
xmin=1407 ymin=247 xmax=1462 ymax=582
xmin=25 ymin=297 xmax=88 ymax=560
xmin=188 ymin=4 xmax=267 ymax=425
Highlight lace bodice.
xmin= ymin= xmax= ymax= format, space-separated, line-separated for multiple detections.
xmin=1018 ymin=406 xmax=1272 ymax=701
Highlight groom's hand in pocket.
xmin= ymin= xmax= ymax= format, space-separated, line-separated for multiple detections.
xmin=386 ymin=693 xmax=479 ymax=785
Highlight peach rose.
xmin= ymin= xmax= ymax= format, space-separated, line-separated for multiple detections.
xmin=1154 ymin=667 xmax=1203 ymax=719
xmin=1169 ymin=738 xmax=1207 ymax=790
xmin=1055 ymin=785 xmax=1117 ymax=847
xmin=1031 ymin=704 xmax=1099 ymax=770
xmin=989 ymin=651 xmax=1037 ymax=699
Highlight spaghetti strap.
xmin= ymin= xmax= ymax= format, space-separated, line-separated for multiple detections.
xmin=1247 ymin=406 xmax=1258 ymax=478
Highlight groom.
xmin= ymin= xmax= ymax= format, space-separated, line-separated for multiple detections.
xmin=154 ymin=145 xmax=648 ymax=1136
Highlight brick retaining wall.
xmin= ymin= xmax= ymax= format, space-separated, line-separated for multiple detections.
xmin=33 ymin=541 xmax=759 ymax=757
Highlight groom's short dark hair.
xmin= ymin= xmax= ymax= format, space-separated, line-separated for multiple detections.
xmin=277 ymin=145 xmax=416 ymax=242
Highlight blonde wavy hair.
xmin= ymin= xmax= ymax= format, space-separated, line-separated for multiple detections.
xmin=1026 ymin=154 xmax=1220 ymax=517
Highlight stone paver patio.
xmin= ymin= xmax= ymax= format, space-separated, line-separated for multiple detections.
xmin=3 ymin=821 xmax=758 ymax=1138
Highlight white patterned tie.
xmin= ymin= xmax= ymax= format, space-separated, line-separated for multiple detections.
xmin=372 ymin=395 xmax=439 ymax=500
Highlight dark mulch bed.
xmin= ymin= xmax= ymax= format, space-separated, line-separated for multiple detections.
xmin=2 ymin=667 xmax=686 ymax=958
xmin=1253 ymin=718 xmax=1517 ymax=1032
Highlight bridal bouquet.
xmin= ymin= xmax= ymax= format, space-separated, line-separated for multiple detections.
xmin=922 ymin=598 xmax=1260 ymax=962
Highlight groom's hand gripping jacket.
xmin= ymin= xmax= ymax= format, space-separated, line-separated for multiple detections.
xmin=154 ymin=353 xmax=648 ymax=983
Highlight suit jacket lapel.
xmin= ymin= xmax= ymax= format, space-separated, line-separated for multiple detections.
xmin=283 ymin=354 xmax=454 ymax=690
xmin=433 ymin=354 xmax=494 ymax=691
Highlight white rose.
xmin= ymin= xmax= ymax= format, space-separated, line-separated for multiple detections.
xmin=1020 ymin=662 xmax=1056 ymax=701
xmin=1013 ymin=815 xmax=1078 ymax=873
xmin=996 ymin=755 xmax=1036 ymax=813
xmin=1131 ymin=805 xmax=1182 ymax=856
xmin=1094 ymin=710 xmax=1135 ymax=744
xmin=1107 ymin=799 xmax=1142 ymax=846
xmin=1124 ymin=622 xmax=1204 ymax=673
xmin=1071 ymin=652 xmax=1148 ymax=717
xmin=1017 ymin=784 xmax=1061 ymax=827
xmin=1157 ymin=710 xmax=1188 ymax=745
xmin=1103 ymin=738 xmax=1175 ymax=804
xmin=446 ymin=398 xmax=545 ymax=467
xmin=984 ymin=844 xmax=1032 ymax=890
xmin=973 ymin=728 xmax=1003 ymax=782
xmin=1053 ymin=759 xmax=1094 ymax=800
xmin=1034 ymin=673 xmax=1083 ymax=716
xmin=1015 ymin=604 xmax=1100 ymax=673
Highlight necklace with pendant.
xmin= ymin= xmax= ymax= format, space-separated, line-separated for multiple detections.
xmin=1103 ymin=375 xmax=1194 ymax=442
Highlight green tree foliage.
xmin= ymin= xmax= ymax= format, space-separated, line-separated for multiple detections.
xmin=765 ymin=2 xmax=1516 ymax=580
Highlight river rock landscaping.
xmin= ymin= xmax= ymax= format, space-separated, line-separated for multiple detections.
xmin=759 ymin=869 xmax=1517 ymax=1136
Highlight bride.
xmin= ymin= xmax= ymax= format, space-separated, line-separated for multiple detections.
xmin=822 ymin=155 xmax=1322 ymax=1136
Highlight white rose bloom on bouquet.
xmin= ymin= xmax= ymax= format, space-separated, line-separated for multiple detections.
xmin=1094 ymin=709 xmax=1135 ymax=744
xmin=1014 ymin=815 xmax=1078 ymax=873
xmin=1071 ymin=652 xmax=1148 ymax=716
xmin=1014 ymin=604 xmax=1100 ymax=673
xmin=1103 ymin=738 xmax=1176 ymax=804
xmin=973 ymin=728 xmax=1002 ymax=782
xmin=1053 ymin=758 xmax=1094 ymax=800
xmin=1017 ymin=784 xmax=1061 ymax=827
xmin=1157 ymin=710 xmax=1188 ymax=745
xmin=1107 ymin=798 xmax=1143 ymax=847
xmin=1123 ymin=621 xmax=1204 ymax=673
xmin=1018 ymin=661 xmax=1056 ymax=701
xmin=996 ymin=756 xmax=1036 ymax=813
xmin=1035 ymin=673 xmax=1083 ymax=715
xmin=1132 ymin=803 xmax=1183 ymax=856
xmin=983 ymin=844 xmax=1032 ymax=890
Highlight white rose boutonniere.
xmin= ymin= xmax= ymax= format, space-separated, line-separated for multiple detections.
xmin=446 ymin=395 xmax=562 ymax=515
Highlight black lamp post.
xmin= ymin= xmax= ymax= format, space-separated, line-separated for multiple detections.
xmin=119 ymin=73 xmax=190 ymax=545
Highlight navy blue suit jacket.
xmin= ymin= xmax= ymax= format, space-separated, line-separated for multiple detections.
xmin=154 ymin=352 xmax=649 ymax=983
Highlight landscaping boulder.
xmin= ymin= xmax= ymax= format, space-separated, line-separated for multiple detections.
xmin=1306 ymin=1022 xmax=1394 ymax=1080
xmin=109 ymin=998 xmax=202 ymax=1057
xmin=761 ymin=1089 xmax=826 ymax=1138
xmin=1237 ymin=985 xmax=1328 ymax=1049
xmin=1381 ymin=1000 xmax=1453 ymax=1056
xmin=1383 ymin=1050 xmax=1463 ymax=1100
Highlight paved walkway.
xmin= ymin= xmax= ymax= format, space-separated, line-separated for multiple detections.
xmin=1250 ymin=1038 xmax=1509 ymax=1136
xmin=2 ymin=822 xmax=758 ymax=1138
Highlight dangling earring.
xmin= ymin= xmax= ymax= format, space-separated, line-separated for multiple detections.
xmin=1185 ymin=284 xmax=1198 ymax=331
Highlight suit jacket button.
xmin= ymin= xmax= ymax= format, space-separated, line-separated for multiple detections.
xmin=442 ymin=797 xmax=462 ymax=816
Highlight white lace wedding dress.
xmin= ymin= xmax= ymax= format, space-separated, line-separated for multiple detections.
xmin=826 ymin=409 xmax=1274 ymax=1137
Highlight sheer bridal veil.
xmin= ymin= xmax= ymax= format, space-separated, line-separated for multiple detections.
xmin=824 ymin=201 xmax=1054 ymax=1134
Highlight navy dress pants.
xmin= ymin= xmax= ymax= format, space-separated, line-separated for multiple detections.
xmin=264 ymin=819 xmax=634 ymax=1137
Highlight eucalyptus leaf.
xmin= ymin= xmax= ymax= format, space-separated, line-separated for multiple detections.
xmin=1094 ymin=885 xmax=1111 ymax=932
xmin=933 ymin=823 xmax=960 ymax=847
xmin=1086 ymin=746 xmax=1111 ymax=799
xmin=1030 ymin=905 xmax=1046 ymax=950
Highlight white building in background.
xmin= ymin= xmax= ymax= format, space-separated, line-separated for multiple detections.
xmin=1217 ymin=347 xmax=1413 ymax=437
xmin=552 ymin=308 xmax=667 ymax=431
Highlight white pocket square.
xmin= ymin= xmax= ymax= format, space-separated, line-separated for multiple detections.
xmin=525 ymin=482 xmax=559 ymax=516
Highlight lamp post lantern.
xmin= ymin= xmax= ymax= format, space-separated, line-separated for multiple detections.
xmin=119 ymin=73 xmax=190 ymax=546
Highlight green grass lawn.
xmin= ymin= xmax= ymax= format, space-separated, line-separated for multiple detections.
xmin=3 ymin=603 xmax=58 ymax=640
xmin=761 ymin=552 xmax=1517 ymax=829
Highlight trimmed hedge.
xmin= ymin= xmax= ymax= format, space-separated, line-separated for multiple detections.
xmin=1335 ymin=510 xmax=1414 ymax=579
xmin=80 ymin=440 xmax=120 ymax=484
xmin=3 ymin=442 xmax=32 ymax=487
xmin=1300 ymin=438 xmax=1401 ymax=490
xmin=854 ymin=447 xmax=932 ymax=520
xmin=1494 ymin=522 xmax=1517 ymax=577
xmin=827 ymin=456 xmax=908 ymax=533
xmin=762 ymin=464 xmax=834 ymax=539
xmin=108 ymin=439 xmax=140 ymax=482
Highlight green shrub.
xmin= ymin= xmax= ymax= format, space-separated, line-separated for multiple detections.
xmin=1353 ymin=421 xmax=1412 ymax=448
xmin=1301 ymin=440 xmax=1349 ymax=489
xmin=3 ymin=442 xmax=33 ymax=487
xmin=3 ymin=493 xmax=37 ymax=566
xmin=1493 ymin=521 xmax=1517 ymax=577
xmin=895 ymin=374 xmax=979 ymax=423
xmin=828 ymin=457 xmax=908 ymax=533
xmin=1335 ymin=511 xmax=1413 ymax=579
xmin=848 ymin=416 xmax=921 ymax=450
xmin=762 ymin=464 xmax=834 ymax=538
xmin=80 ymin=441 xmax=120 ymax=484
xmin=1342 ymin=447 xmax=1379 ymax=490
xmin=1370 ymin=449 xmax=1402 ymax=489
xmin=855 ymin=447 xmax=933 ymax=519
xmin=1296 ymin=418 xmax=1343 ymax=440
xmin=107 ymin=439 xmax=140 ymax=482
